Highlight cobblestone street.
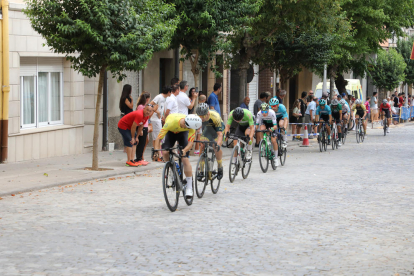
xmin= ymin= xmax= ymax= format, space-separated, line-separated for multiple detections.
xmin=1 ymin=125 xmax=414 ymax=275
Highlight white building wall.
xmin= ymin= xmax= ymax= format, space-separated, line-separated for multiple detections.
xmin=182 ymin=59 xmax=202 ymax=91
xmin=248 ymin=65 xmax=259 ymax=114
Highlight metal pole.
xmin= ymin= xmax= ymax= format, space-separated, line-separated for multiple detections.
xmin=102 ymin=71 xmax=108 ymax=151
xmin=322 ymin=64 xmax=327 ymax=94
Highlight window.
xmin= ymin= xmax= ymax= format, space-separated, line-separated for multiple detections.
xmin=20 ymin=58 xmax=63 ymax=129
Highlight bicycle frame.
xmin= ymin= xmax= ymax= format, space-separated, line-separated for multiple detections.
xmin=227 ymin=133 xmax=248 ymax=164
xmin=153 ymin=147 xmax=184 ymax=191
xmin=194 ymin=140 xmax=219 ymax=181
xmin=256 ymin=130 xmax=274 ymax=158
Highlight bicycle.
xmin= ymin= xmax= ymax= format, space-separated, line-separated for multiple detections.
xmin=355 ymin=118 xmax=365 ymax=143
xmin=382 ymin=115 xmax=388 ymax=136
xmin=276 ymin=127 xmax=287 ymax=166
xmin=316 ymin=122 xmax=328 ymax=152
xmin=222 ymin=126 xmax=236 ymax=148
xmin=227 ymin=133 xmax=252 ymax=183
xmin=341 ymin=119 xmax=348 ymax=144
xmin=256 ymin=129 xmax=277 ymax=173
xmin=194 ymin=140 xmax=221 ymax=198
xmin=331 ymin=121 xmax=339 ymax=150
xmin=152 ymin=147 xmax=194 ymax=212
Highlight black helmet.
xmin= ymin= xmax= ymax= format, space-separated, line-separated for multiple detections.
xmin=232 ymin=107 xmax=244 ymax=121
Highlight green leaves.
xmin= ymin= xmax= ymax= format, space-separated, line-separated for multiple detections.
xmin=24 ymin=0 xmax=178 ymax=80
xmin=396 ymin=36 xmax=414 ymax=86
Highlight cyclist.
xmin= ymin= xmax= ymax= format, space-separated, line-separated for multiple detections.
xmin=224 ymin=107 xmax=255 ymax=162
xmin=153 ymin=113 xmax=202 ymax=199
xmin=195 ymin=103 xmax=225 ymax=180
xmin=330 ymin=99 xmax=343 ymax=147
xmin=340 ymin=98 xmax=350 ymax=132
xmin=352 ymin=99 xmax=367 ymax=135
xmin=315 ymin=99 xmax=332 ymax=145
xmin=269 ymin=97 xmax=288 ymax=148
xmin=379 ymin=98 xmax=392 ymax=133
xmin=256 ymin=103 xmax=280 ymax=167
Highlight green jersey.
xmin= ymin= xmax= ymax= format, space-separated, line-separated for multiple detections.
xmin=227 ymin=109 xmax=254 ymax=126
xmin=330 ymin=103 xmax=342 ymax=114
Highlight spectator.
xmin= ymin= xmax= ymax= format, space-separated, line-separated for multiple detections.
xmin=187 ymin=87 xmax=198 ymax=114
xmin=393 ymin=93 xmax=400 ymax=108
xmin=265 ymin=92 xmax=272 ymax=103
xmin=296 ymin=91 xmax=307 ymax=140
xmin=308 ymin=90 xmax=314 ymax=98
xmin=177 ymin=81 xmax=197 ymax=115
xmin=199 ymin=94 xmax=206 ymax=104
xmin=305 ymin=97 xmax=317 ymax=138
xmin=165 ymin=85 xmax=179 ymax=118
xmin=171 ymin=77 xmax=179 ymax=86
xmin=254 ymin=92 xmax=268 ymax=147
xmin=322 ymin=91 xmax=331 ymax=105
xmin=240 ymin=97 xmax=250 ymax=109
xmin=276 ymin=89 xmax=286 ymax=104
xmin=291 ymin=99 xmax=301 ymax=141
xmin=119 ymin=84 xmax=134 ymax=117
xmin=136 ymin=92 xmax=151 ymax=166
xmin=365 ymin=97 xmax=371 ymax=122
xmin=207 ymin=83 xmax=222 ymax=114
xmin=370 ymin=92 xmax=378 ymax=123
xmin=118 ymin=106 xmax=152 ymax=167
xmin=399 ymin=93 xmax=404 ymax=108
xmin=150 ymin=86 xmax=171 ymax=161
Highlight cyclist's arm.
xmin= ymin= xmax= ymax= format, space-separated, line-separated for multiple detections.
xmin=216 ymin=131 xmax=223 ymax=147
xmin=249 ymin=124 xmax=255 ymax=141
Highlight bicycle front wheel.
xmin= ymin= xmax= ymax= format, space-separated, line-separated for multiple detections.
xmin=242 ymin=157 xmax=252 ymax=179
xmin=384 ymin=120 xmax=387 ymax=136
xmin=318 ymin=130 xmax=323 ymax=152
xmin=323 ymin=130 xmax=328 ymax=151
xmin=258 ymin=140 xmax=269 ymax=173
xmin=331 ymin=128 xmax=336 ymax=150
xmin=356 ymin=124 xmax=361 ymax=143
xmin=280 ymin=145 xmax=286 ymax=166
xmin=210 ymin=151 xmax=221 ymax=194
xmin=195 ymin=154 xmax=207 ymax=198
xmin=229 ymin=145 xmax=239 ymax=183
xmin=162 ymin=162 xmax=179 ymax=212
xmin=342 ymin=125 xmax=347 ymax=144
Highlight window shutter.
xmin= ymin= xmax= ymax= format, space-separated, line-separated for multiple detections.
xmin=38 ymin=57 xmax=63 ymax=72
xmin=20 ymin=57 xmax=37 ymax=76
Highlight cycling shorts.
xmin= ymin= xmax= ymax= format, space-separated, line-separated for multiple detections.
xmin=162 ymin=131 xmax=190 ymax=157
xmin=320 ymin=114 xmax=330 ymax=122
xmin=355 ymin=110 xmax=365 ymax=118
xmin=382 ymin=109 xmax=391 ymax=119
xmin=201 ymin=126 xmax=219 ymax=142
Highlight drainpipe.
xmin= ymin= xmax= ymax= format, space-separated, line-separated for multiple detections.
xmin=1 ymin=0 xmax=9 ymax=163
xmin=102 ymin=71 xmax=108 ymax=151
xmin=0 ymin=10 xmax=3 ymax=160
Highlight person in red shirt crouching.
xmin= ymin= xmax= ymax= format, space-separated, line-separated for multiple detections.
xmin=118 ymin=105 xmax=153 ymax=166
xmin=379 ymin=99 xmax=392 ymax=133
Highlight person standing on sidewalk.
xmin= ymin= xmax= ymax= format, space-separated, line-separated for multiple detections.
xmin=253 ymin=92 xmax=268 ymax=147
xmin=296 ymin=91 xmax=307 ymax=140
xmin=118 ymin=106 xmax=152 ymax=167
xmin=150 ymin=86 xmax=171 ymax=161
xmin=291 ymin=100 xmax=301 ymax=141
xmin=207 ymin=83 xmax=222 ymax=115
xmin=165 ymin=85 xmax=179 ymax=118
xmin=177 ymin=81 xmax=198 ymax=115
xmin=305 ymin=97 xmax=317 ymax=139
xmin=119 ymin=84 xmax=134 ymax=117
xmin=135 ymin=93 xmax=152 ymax=166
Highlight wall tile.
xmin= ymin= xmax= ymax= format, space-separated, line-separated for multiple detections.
xmin=15 ymin=136 xmax=24 ymax=162
xmin=64 ymin=96 xmax=71 ymax=111
xmin=8 ymin=117 xmax=20 ymax=135
xmin=84 ymin=109 xmax=95 ymax=124
xmin=76 ymin=127 xmax=83 ymax=154
xmin=63 ymin=81 xmax=71 ymax=97
xmin=9 ymin=100 xmax=20 ymax=118
xmin=9 ymin=68 xmax=20 ymax=85
xmin=26 ymin=36 xmax=38 ymax=52
xmin=84 ymin=80 xmax=96 ymax=95
xmin=39 ymin=132 xmax=48 ymax=159
xmin=71 ymin=96 xmax=84 ymax=111
xmin=72 ymin=110 xmax=84 ymax=125
xmin=9 ymin=36 xmax=16 ymax=52
xmin=7 ymin=137 xmax=16 ymax=163
xmin=38 ymin=37 xmax=50 ymax=52
xmin=47 ymin=131 xmax=55 ymax=158
xmin=84 ymin=95 xmax=95 ymax=109
xmin=55 ymin=130 xmax=63 ymax=156
xmin=83 ymin=125 xmax=94 ymax=145
xmin=63 ymin=68 xmax=72 ymax=83
xmin=72 ymin=70 xmax=85 ymax=82
xmin=15 ymin=36 xmax=27 ymax=52
xmin=62 ymin=129 xmax=70 ymax=156
xmin=11 ymin=18 xmax=20 ymax=35
xmin=72 ymin=81 xmax=85 ymax=97
xmin=23 ymin=135 xmax=32 ymax=161
xmin=11 ymin=85 xmax=20 ymax=102
xmin=21 ymin=20 xmax=33 ymax=36
xmin=63 ymin=111 xmax=71 ymax=125
xmin=63 ymin=59 xmax=71 ymax=68
xmin=69 ymin=128 xmax=76 ymax=154
xmin=32 ymin=133 xmax=40 ymax=160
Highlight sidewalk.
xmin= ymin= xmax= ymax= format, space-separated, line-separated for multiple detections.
xmin=0 ymin=147 xmax=235 ymax=197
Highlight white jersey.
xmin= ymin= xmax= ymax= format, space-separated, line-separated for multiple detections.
xmin=255 ymin=110 xmax=277 ymax=126
xmin=342 ymin=103 xmax=350 ymax=114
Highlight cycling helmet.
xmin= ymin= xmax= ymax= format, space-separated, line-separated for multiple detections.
xmin=269 ymin=97 xmax=279 ymax=106
xmin=232 ymin=107 xmax=244 ymax=121
xmin=196 ymin=103 xmax=209 ymax=116
xmin=355 ymin=99 xmax=362 ymax=104
xmin=331 ymin=99 xmax=339 ymax=105
xmin=340 ymin=99 xmax=347 ymax=105
xmin=383 ymin=99 xmax=388 ymax=104
xmin=260 ymin=103 xmax=270 ymax=112
xmin=184 ymin=114 xmax=202 ymax=129
xmin=319 ymin=99 xmax=326 ymax=105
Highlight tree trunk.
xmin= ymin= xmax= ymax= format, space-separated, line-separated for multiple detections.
xmin=92 ymin=65 xmax=107 ymax=170
xmin=238 ymin=68 xmax=247 ymax=106
xmin=334 ymin=73 xmax=348 ymax=95
xmin=328 ymin=65 xmax=337 ymax=100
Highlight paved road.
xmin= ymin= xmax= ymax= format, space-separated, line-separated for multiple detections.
xmin=1 ymin=125 xmax=414 ymax=275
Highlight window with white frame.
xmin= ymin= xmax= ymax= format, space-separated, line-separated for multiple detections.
xmin=20 ymin=57 xmax=63 ymax=129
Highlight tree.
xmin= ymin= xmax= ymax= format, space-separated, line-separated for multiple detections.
xmin=326 ymin=0 xmax=414 ymax=94
xmin=396 ymin=36 xmax=414 ymax=86
xmin=368 ymin=49 xmax=406 ymax=99
xmin=24 ymin=0 xmax=178 ymax=170
xmin=168 ymin=0 xmax=240 ymax=90
xmin=222 ymin=0 xmax=343 ymax=104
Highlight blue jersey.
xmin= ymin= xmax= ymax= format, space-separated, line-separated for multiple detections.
xmin=275 ymin=104 xmax=288 ymax=119
xmin=316 ymin=105 xmax=331 ymax=116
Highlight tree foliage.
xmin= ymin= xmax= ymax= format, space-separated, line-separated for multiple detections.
xmin=396 ymin=36 xmax=414 ymax=86
xmin=368 ymin=49 xmax=406 ymax=92
xmin=24 ymin=0 xmax=178 ymax=170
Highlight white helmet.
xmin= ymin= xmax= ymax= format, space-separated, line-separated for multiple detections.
xmin=184 ymin=114 xmax=202 ymax=129
xmin=355 ymin=99 xmax=362 ymax=104
xmin=340 ymin=99 xmax=347 ymax=105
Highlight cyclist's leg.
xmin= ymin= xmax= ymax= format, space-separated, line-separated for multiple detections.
xmin=161 ymin=132 xmax=176 ymax=162
xmin=278 ymin=118 xmax=287 ymax=141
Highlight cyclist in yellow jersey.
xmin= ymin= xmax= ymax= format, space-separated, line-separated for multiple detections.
xmin=154 ymin=113 xmax=202 ymax=199
xmin=195 ymin=103 xmax=225 ymax=180
xmin=351 ymin=99 xmax=367 ymax=134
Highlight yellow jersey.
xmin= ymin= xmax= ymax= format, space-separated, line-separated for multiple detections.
xmin=157 ymin=113 xmax=196 ymax=142
xmin=351 ymin=104 xmax=366 ymax=112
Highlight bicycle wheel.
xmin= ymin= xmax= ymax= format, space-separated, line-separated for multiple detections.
xmin=356 ymin=123 xmax=360 ymax=143
xmin=279 ymin=146 xmax=286 ymax=166
xmin=210 ymin=151 xmax=221 ymax=194
xmin=331 ymin=127 xmax=336 ymax=150
xmin=241 ymin=156 xmax=252 ymax=179
xmin=229 ymin=145 xmax=239 ymax=183
xmin=383 ymin=120 xmax=387 ymax=136
xmin=162 ymin=162 xmax=179 ymax=212
xmin=183 ymin=176 xmax=194 ymax=206
xmin=342 ymin=125 xmax=347 ymax=144
xmin=349 ymin=118 xmax=355 ymax=131
xmin=195 ymin=154 xmax=207 ymax=198
xmin=323 ymin=130 xmax=328 ymax=151
xmin=258 ymin=140 xmax=269 ymax=173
